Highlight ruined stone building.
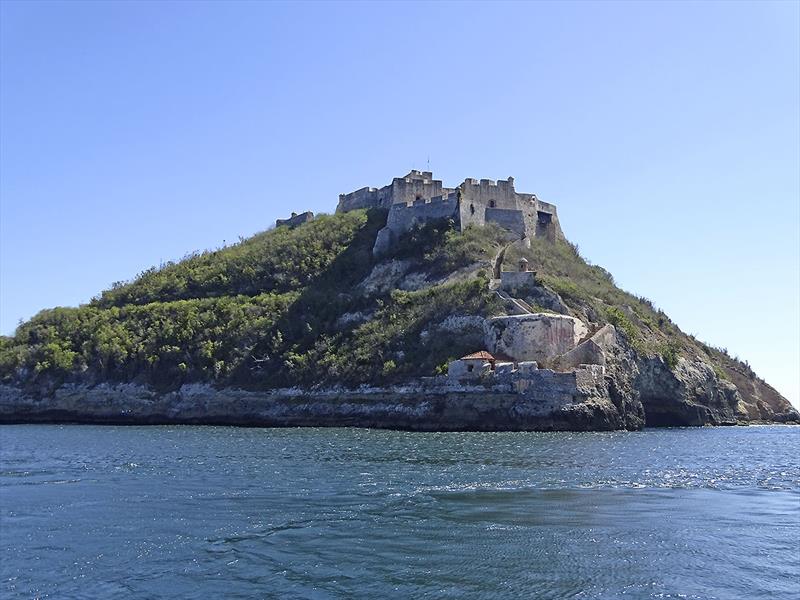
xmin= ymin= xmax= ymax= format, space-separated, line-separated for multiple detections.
xmin=336 ymin=170 xmax=564 ymax=255
xmin=276 ymin=211 xmax=314 ymax=229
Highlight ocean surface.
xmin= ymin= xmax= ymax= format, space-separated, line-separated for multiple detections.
xmin=1 ymin=425 xmax=798 ymax=599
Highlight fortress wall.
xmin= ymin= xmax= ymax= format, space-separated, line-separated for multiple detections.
xmin=533 ymin=205 xmax=564 ymax=242
xmin=373 ymin=194 xmax=460 ymax=255
xmin=377 ymin=186 xmax=396 ymax=207
xmin=276 ymin=211 xmax=314 ymax=229
xmin=337 ymin=186 xmax=379 ymax=212
xmin=389 ymin=177 xmax=449 ymax=205
xmin=458 ymin=177 xmax=520 ymax=230
xmin=537 ymin=200 xmax=557 ymax=213
xmin=520 ymin=202 xmax=541 ymax=240
xmin=485 ymin=207 xmax=527 ymax=237
xmin=385 ymin=194 xmax=459 ymax=235
xmin=461 ymin=178 xmax=519 ymax=210
xmin=340 ymin=171 xmax=563 ymax=246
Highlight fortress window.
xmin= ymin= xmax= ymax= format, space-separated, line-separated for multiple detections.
xmin=470 ymin=204 xmax=475 ymax=215
xmin=415 ymin=195 xmax=422 ymax=201
xmin=489 ymin=200 xmax=496 ymax=208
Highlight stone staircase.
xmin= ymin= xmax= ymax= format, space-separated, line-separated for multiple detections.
xmin=491 ymin=237 xmax=539 ymax=316
xmin=495 ymin=289 xmax=535 ymax=315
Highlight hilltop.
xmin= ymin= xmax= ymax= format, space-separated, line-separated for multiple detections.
xmin=0 ymin=176 xmax=796 ymax=429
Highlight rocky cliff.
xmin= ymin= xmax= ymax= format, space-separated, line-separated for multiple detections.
xmin=0 ymin=370 xmax=626 ymax=432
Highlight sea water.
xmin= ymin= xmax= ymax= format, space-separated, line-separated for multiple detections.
xmin=1 ymin=425 xmax=798 ymax=599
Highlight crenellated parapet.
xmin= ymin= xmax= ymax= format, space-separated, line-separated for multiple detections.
xmin=337 ymin=170 xmax=564 ymax=255
xmin=336 ymin=169 xmax=455 ymax=213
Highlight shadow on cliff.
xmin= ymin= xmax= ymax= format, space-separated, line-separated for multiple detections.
xmin=234 ymin=208 xmax=388 ymax=388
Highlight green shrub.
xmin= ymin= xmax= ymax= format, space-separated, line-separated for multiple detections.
xmin=659 ymin=342 xmax=680 ymax=370
xmin=604 ymin=306 xmax=644 ymax=352
xmin=0 ymin=292 xmax=298 ymax=387
xmin=95 ymin=209 xmax=380 ymax=307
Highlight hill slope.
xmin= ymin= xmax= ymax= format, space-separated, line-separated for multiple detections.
xmin=1 ymin=208 xmax=796 ymax=426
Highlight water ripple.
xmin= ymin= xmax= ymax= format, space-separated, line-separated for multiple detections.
xmin=1 ymin=425 xmax=798 ymax=599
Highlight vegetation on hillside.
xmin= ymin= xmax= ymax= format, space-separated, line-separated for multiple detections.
xmin=0 ymin=211 xmax=504 ymax=390
xmin=96 ymin=210 xmax=374 ymax=307
xmin=0 ymin=209 xmax=762 ymax=393
xmin=1 ymin=293 xmax=297 ymax=388
xmin=506 ymin=237 xmax=758 ymax=382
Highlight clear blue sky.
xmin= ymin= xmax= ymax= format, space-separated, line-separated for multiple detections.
xmin=1 ymin=1 xmax=798 ymax=406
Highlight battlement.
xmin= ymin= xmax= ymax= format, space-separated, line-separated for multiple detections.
xmin=405 ymin=169 xmax=433 ymax=180
xmin=336 ymin=170 xmax=455 ymax=213
xmin=461 ymin=176 xmax=515 ymax=189
xmin=336 ymin=171 xmax=564 ymax=255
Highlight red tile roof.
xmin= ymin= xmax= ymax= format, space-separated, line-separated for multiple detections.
xmin=460 ymin=351 xmax=496 ymax=361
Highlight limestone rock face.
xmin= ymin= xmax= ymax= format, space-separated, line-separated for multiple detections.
xmin=569 ymin=325 xmax=646 ymax=431
xmin=0 ymin=380 xmax=636 ymax=432
xmin=484 ymin=314 xmax=588 ymax=364
xmin=633 ymin=356 xmax=742 ymax=426
xmin=356 ymin=260 xmax=413 ymax=296
xmin=523 ymin=284 xmax=571 ymax=315
xmin=590 ymin=326 xmax=799 ymax=427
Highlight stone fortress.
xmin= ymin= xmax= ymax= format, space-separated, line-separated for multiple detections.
xmin=331 ymin=170 xmax=611 ymax=392
xmin=335 ymin=170 xmax=564 ymax=256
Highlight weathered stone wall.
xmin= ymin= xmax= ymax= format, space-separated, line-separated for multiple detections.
xmin=336 ymin=170 xmax=453 ymax=213
xmin=373 ymin=194 xmax=460 ymax=256
xmin=484 ymin=314 xmax=589 ymax=365
xmin=387 ymin=194 xmax=460 ymax=231
xmin=337 ymin=187 xmax=380 ymax=212
xmin=443 ymin=176 xmax=564 ymax=244
xmin=499 ymin=271 xmax=537 ymax=294
xmin=485 ymin=208 xmax=527 ymax=237
xmin=276 ymin=211 xmax=314 ymax=228
xmin=458 ymin=177 xmax=518 ymax=229
xmin=339 ymin=170 xmax=565 ymax=253
xmin=447 ymin=358 xmax=491 ymax=381
xmin=533 ymin=200 xmax=562 ymax=242
xmin=387 ymin=176 xmax=451 ymax=206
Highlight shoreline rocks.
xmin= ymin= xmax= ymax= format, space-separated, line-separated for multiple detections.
xmin=0 ymin=373 xmax=635 ymax=431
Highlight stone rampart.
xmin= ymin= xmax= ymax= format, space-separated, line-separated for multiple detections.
xmin=386 ymin=194 xmax=459 ymax=231
xmin=485 ymin=208 xmax=527 ymax=237
xmin=337 ymin=187 xmax=380 ymax=212
xmin=373 ymin=194 xmax=460 ymax=255
xmin=276 ymin=211 xmax=314 ymax=228
xmin=337 ymin=170 xmax=453 ymax=213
